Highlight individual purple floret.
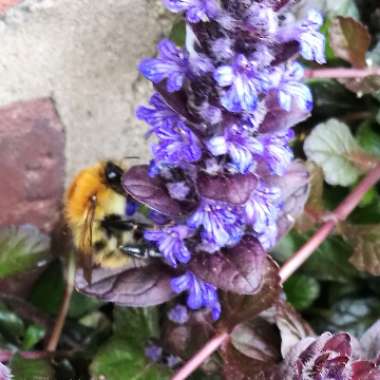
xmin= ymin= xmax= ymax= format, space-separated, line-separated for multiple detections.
xmin=168 ymin=304 xmax=190 ymax=324
xmin=163 ymin=0 xmax=219 ymax=23
xmin=171 ymin=271 xmax=221 ymax=320
xmin=214 ymin=54 xmax=271 ymax=113
xmin=145 ymin=344 xmax=163 ymax=363
xmin=139 ymin=39 xmax=187 ymax=92
xmin=144 ymin=225 xmax=192 ymax=267
xmin=131 ymin=0 xmax=326 ymax=318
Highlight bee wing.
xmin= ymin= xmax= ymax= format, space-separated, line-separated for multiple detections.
xmin=79 ymin=196 xmax=97 ymax=284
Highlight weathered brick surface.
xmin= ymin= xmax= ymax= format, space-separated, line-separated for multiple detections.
xmin=0 ymin=0 xmax=21 ymax=14
xmin=0 ymin=98 xmax=65 ymax=232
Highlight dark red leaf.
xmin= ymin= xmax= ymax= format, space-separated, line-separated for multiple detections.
xmin=198 ymin=173 xmax=258 ymax=205
xmin=230 ymin=317 xmax=281 ymax=363
xmin=190 ymin=236 xmax=266 ymax=294
xmin=220 ymin=256 xmax=281 ymax=327
xmin=122 ymin=165 xmax=182 ymax=218
xmin=75 ymin=263 xmax=176 ymax=307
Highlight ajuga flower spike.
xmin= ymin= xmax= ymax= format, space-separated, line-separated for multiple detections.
xmin=124 ymin=0 xmax=325 ymax=318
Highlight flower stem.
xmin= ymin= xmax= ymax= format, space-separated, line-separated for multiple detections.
xmin=171 ymin=164 xmax=380 ymax=380
xmin=171 ymin=331 xmax=229 ymax=380
xmin=45 ymin=251 xmax=76 ymax=352
xmin=305 ymin=67 xmax=380 ymax=79
xmin=279 ymin=164 xmax=380 ymax=282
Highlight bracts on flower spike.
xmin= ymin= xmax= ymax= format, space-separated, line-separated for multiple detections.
xmin=125 ymin=0 xmax=326 ymax=318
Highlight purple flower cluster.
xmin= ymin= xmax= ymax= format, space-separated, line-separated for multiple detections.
xmin=136 ymin=0 xmax=325 ymax=318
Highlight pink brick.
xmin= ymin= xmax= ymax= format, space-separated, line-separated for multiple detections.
xmin=0 ymin=98 xmax=65 ymax=233
xmin=0 ymin=0 xmax=22 ymax=14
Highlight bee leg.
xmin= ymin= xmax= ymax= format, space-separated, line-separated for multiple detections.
xmin=119 ymin=243 xmax=161 ymax=259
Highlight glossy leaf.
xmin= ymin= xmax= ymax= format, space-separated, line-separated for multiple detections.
xmin=304 ymin=119 xmax=363 ymax=186
xmin=190 ymin=236 xmax=266 ymax=294
xmin=113 ymin=307 xmax=160 ymax=346
xmin=221 ymin=256 xmax=281 ymax=327
xmin=357 ymin=122 xmax=380 ymax=157
xmin=230 ymin=317 xmax=281 ymax=363
xmin=90 ymin=337 xmax=171 ymax=380
xmin=9 ymin=355 xmax=54 ymax=380
xmin=330 ymin=17 xmax=371 ymax=68
xmin=197 ymin=173 xmax=258 ymax=205
xmin=76 ymin=263 xmax=176 ymax=307
xmin=0 ymin=225 xmax=50 ymax=279
xmin=122 ymin=165 xmax=182 ymax=218
xmin=0 ymin=303 xmax=25 ymax=344
xmin=341 ymin=223 xmax=380 ymax=275
xmin=284 ymin=274 xmax=320 ymax=311
xmin=22 ymin=324 xmax=45 ymax=350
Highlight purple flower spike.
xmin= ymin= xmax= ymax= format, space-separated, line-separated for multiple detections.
xmin=171 ymin=271 xmax=221 ymax=320
xmin=139 ymin=39 xmax=187 ymax=92
xmin=145 ymin=225 xmax=192 ymax=267
xmin=168 ymin=304 xmax=190 ymax=324
xmin=207 ymin=124 xmax=263 ymax=174
xmin=214 ymin=54 xmax=271 ymax=113
xmin=188 ymin=200 xmax=239 ymax=248
xmin=163 ymin=0 xmax=219 ymax=23
xmin=135 ymin=0 xmax=325 ymax=318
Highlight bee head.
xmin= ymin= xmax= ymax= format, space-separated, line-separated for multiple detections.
xmin=104 ymin=161 xmax=124 ymax=194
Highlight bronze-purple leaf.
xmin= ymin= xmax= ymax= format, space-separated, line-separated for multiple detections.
xmin=268 ymin=161 xmax=310 ymax=241
xmin=122 ymin=165 xmax=182 ymax=218
xmin=75 ymin=264 xmax=176 ymax=307
xmin=221 ymin=256 xmax=281 ymax=327
xmin=190 ymin=236 xmax=266 ymax=294
xmin=198 ymin=173 xmax=258 ymax=205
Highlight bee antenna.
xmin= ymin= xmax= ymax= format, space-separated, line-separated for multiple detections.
xmin=123 ymin=156 xmax=140 ymax=160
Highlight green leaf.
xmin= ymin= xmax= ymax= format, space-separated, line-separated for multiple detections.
xmin=68 ymin=291 xmax=102 ymax=319
xmin=284 ymin=274 xmax=320 ymax=311
xmin=304 ymin=118 xmax=363 ymax=186
xmin=0 ymin=225 xmax=50 ymax=279
xmin=357 ymin=122 xmax=380 ymax=157
xmin=0 ymin=303 xmax=25 ymax=344
xmin=303 ymin=236 xmax=358 ymax=283
xmin=314 ymin=297 xmax=380 ymax=337
xmin=30 ymin=261 xmax=64 ymax=315
xmin=340 ymin=224 xmax=380 ymax=276
xmin=113 ymin=307 xmax=160 ymax=347
xmin=90 ymin=337 xmax=171 ymax=380
xmin=329 ymin=17 xmax=370 ymax=68
xmin=9 ymin=354 xmax=55 ymax=380
xmin=169 ymin=20 xmax=186 ymax=47
xmin=22 ymin=324 xmax=45 ymax=350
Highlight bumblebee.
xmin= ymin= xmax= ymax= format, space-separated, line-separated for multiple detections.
xmin=64 ymin=161 xmax=160 ymax=283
